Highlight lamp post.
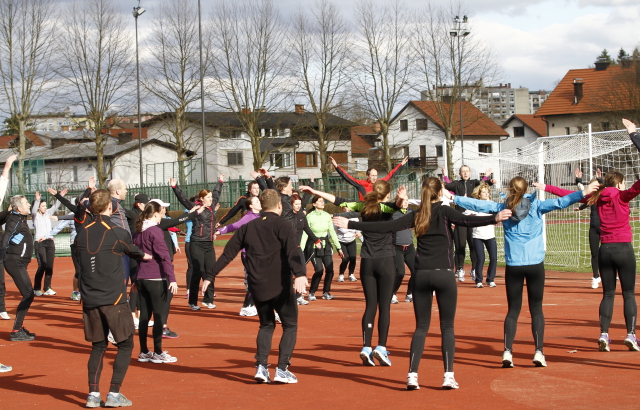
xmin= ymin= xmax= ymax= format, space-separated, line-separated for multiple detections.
xmin=133 ymin=3 xmax=146 ymax=187
xmin=450 ymin=15 xmax=470 ymax=164
xmin=198 ymin=0 xmax=207 ymax=182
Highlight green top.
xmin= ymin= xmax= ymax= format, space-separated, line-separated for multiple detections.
xmin=340 ymin=201 xmax=405 ymax=215
xmin=302 ymin=209 xmax=341 ymax=249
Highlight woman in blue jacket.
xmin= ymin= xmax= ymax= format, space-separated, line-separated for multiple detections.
xmin=447 ymin=177 xmax=597 ymax=368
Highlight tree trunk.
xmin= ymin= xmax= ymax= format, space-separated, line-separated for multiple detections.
xmin=445 ymin=130 xmax=455 ymax=180
xmin=95 ymin=133 xmax=107 ymax=187
xmin=17 ymin=119 xmax=25 ymax=190
xmin=381 ymin=122 xmax=391 ymax=172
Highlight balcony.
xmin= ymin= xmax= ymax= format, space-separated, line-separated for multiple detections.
xmin=367 ymin=156 xmax=439 ymax=172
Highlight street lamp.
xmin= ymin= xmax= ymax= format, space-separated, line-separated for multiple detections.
xmin=450 ymin=15 xmax=470 ymax=164
xmin=198 ymin=0 xmax=207 ymax=182
xmin=133 ymin=3 xmax=145 ymax=187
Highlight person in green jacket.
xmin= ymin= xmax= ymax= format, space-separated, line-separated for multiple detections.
xmin=302 ymin=196 xmax=343 ymax=301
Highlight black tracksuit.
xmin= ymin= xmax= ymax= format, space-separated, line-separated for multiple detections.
xmin=207 ymin=211 xmax=306 ymax=369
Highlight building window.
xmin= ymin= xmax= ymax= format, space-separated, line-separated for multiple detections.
xmin=227 ymin=151 xmax=243 ymax=166
xmin=419 ymin=145 xmax=426 ymax=158
xmin=46 ymin=168 xmax=52 ymax=184
xmin=415 ymin=119 xmax=428 ymax=131
xmin=513 ymin=126 xmax=525 ymax=137
xmin=270 ymin=152 xmax=291 ymax=168
xmin=73 ymin=166 xmax=78 ymax=182
xmin=478 ymin=143 xmax=492 ymax=154
xmin=220 ymin=129 xmax=240 ymax=139
xmin=296 ymin=152 xmax=317 ymax=168
xmin=399 ymin=119 xmax=408 ymax=132
xmin=565 ymin=127 xmax=571 ymax=135
xmin=601 ymin=122 xmax=610 ymax=131
xmin=577 ymin=126 xmax=583 ymax=133
xmin=435 ymin=145 xmax=443 ymax=157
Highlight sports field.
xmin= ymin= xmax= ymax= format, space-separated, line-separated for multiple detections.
xmin=1 ymin=249 xmax=640 ymax=409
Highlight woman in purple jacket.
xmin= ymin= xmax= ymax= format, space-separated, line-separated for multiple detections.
xmin=215 ymin=196 xmax=262 ymax=316
xmin=133 ymin=199 xmax=179 ymax=364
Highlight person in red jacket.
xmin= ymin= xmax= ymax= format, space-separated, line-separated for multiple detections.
xmin=330 ymin=156 xmax=408 ymax=201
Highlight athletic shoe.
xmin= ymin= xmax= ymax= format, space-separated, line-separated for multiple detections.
xmin=247 ymin=305 xmax=258 ymax=316
xmin=598 ymin=333 xmax=611 ymax=352
xmin=254 ymin=365 xmax=271 ymax=383
xmin=296 ymin=297 xmax=309 ymax=305
xmin=0 ymin=363 xmax=12 ymax=372
xmin=348 ymin=274 xmax=357 ymax=282
xmin=533 ymin=350 xmax=547 ymax=367
xmin=502 ymin=350 xmax=514 ymax=368
xmin=308 ymin=293 xmax=316 ymax=301
xmin=0 ymin=311 xmax=10 ymax=320
xmin=71 ymin=291 xmax=80 ymax=301
xmin=43 ymin=288 xmax=56 ymax=296
xmin=34 ymin=290 xmax=43 ymax=296
xmin=322 ymin=292 xmax=334 ymax=300
xmin=373 ymin=345 xmax=391 ymax=366
xmin=107 ymin=331 xmax=117 ymax=345
xmin=470 ymin=269 xmax=476 ymax=281
xmin=624 ymin=334 xmax=640 ymax=351
xmin=275 ymin=312 xmax=281 ymax=324
xmin=442 ymin=374 xmax=459 ymax=389
xmin=202 ymin=302 xmax=216 ymax=309
xmin=189 ymin=304 xmax=201 ymax=311
xmin=591 ymin=277 xmax=601 ymax=289
xmin=162 ymin=327 xmax=179 ymax=338
xmin=274 ymin=367 xmax=298 ymax=384
xmin=148 ymin=320 xmax=154 ymax=327
xmin=23 ymin=327 xmax=36 ymax=337
xmin=337 ymin=275 xmax=345 ymax=282
xmin=150 ymin=351 xmax=178 ymax=363
xmin=239 ymin=307 xmax=252 ymax=316
xmin=489 ymin=282 xmax=497 ymax=288
xmin=456 ymin=269 xmax=465 ymax=282
xmin=405 ymin=294 xmax=413 ymax=303
xmin=476 ymin=283 xmax=484 ymax=288
xmin=406 ymin=372 xmax=419 ymax=390
xmin=104 ymin=392 xmax=132 ymax=407
xmin=391 ymin=294 xmax=399 ymax=304
xmin=360 ymin=346 xmax=375 ymax=366
xmin=138 ymin=351 xmax=154 ymax=362
xmin=9 ymin=328 xmax=35 ymax=342
xmin=85 ymin=394 xmax=102 ymax=408
xmin=133 ymin=317 xmax=139 ymax=330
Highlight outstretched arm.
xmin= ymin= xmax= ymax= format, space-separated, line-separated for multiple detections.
xmin=623 ymin=118 xmax=640 ymax=152
xmin=330 ymin=156 xmax=367 ymax=197
xmin=298 ymin=185 xmax=336 ymax=205
xmin=0 ymin=154 xmax=17 ymax=203
xmin=170 ymin=178 xmax=195 ymax=209
xmin=453 ymin=195 xmax=505 ymax=213
xmin=380 ymin=157 xmax=408 ymax=182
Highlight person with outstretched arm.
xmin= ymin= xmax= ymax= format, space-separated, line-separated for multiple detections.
xmin=201 ymin=189 xmax=308 ymax=384
xmin=330 ymin=155 xmax=408 ymax=201
xmin=0 ymin=154 xmax=18 ymax=321
xmin=31 ymin=189 xmax=62 ymax=296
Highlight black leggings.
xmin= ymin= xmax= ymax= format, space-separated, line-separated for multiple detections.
xmin=0 ymin=259 xmax=5 ymax=312
xmin=34 ymin=239 xmax=55 ymax=290
xmin=310 ymin=254 xmax=334 ymax=294
xmin=5 ymin=257 xmax=34 ymax=330
xmin=504 ymin=262 xmax=545 ymax=352
xmin=185 ymin=242 xmax=193 ymax=288
xmin=589 ymin=227 xmax=601 ymax=279
xmin=339 ymin=241 xmax=357 ymax=276
xmin=409 ymin=269 xmax=457 ymax=373
xmin=254 ymin=287 xmax=298 ymax=370
xmin=453 ymin=225 xmax=477 ymax=271
xmin=473 ymin=238 xmax=497 ymax=284
xmin=189 ymin=241 xmax=215 ymax=305
xmin=598 ymin=242 xmax=637 ymax=334
xmin=392 ymin=244 xmax=416 ymax=295
xmin=137 ymin=280 xmax=169 ymax=354
xmin=360 ymin=256 xmax=395 ymax=347
xmin=88 ymin=334 xmax=134 ymax=394
xmin=241 ymin=252 xmax=254 ymax=308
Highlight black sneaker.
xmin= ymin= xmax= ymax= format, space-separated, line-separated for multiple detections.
xmin=22 ymin=327 xmax=36 ymax=337
xmin=10 ymin=328 xmax=35 ymax=341
xmin=188 ymin=304 xmax=201 ymax=311
xmin=162 ymin=327 xmax=179 ymax=339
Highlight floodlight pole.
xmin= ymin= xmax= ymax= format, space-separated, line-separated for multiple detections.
xmin=133 ymin=3 xmax=145 ymax=187
xmin=451 ymin=16 xmax=470 ymax=165
xmin=198 ymin=0 xmax=207 ymax=182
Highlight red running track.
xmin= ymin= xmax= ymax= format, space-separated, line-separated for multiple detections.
xmin=1 ymin=249 xmax=640 ymax=409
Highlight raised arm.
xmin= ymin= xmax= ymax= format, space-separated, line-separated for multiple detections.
xmin=299 ymin=185 xmax=336 ymax=205
xmin=620 ymin=178 xmax=640 ymax=203
xmin=331 ymin=156 xmax=367 ymax=198
xmin=210 ymin=177 xmax=225 ymax=206
xmin=217 ymin=196 xmax=245 ymax=226
xmin=31 ymin=192 xmax=41 ymax=217
xmin=380 ymin=156 xmax=408 ymax=182
xmin=170 ymin=179 xmax=195 ymax=209
xmin=623 ymin=118 xmax=640 ymax=152
xmin=0 ymin=154 xmax=16 ymax=203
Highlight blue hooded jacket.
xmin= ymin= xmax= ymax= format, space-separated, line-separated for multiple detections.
xmin=454 ymin=190 xmax=584 ymax=266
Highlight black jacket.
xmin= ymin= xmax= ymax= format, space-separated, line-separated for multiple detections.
xmin=445 ymin=178 xmax=493 ymax=211
xmin=75 ymin=212 xmax=146 ymax=309
xmin=0 ymin=212 xmax=32 ymax=260
xmin=172 ymin=181 xmax=223 ymax=242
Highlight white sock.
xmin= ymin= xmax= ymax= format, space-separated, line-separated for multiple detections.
xmin=444 ymin=372 xmax=454 ymax=378
xmin=90 ymin=392 xmax=100 ymax=397
xmin=109 ymin=392 xmax=120 ymax=397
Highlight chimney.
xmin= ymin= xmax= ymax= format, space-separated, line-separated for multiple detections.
xmin=594 ymin=57 xmax=610 ymax=71
xmin=241 ymin=106 xmax=251 ymax=115
xmin=61 ymin=125 xmax=69 ymax=131
xmin=294 ymin=104 xmax=305 ymax=114
xmin=118 ymin=132 xmax=133 ymax=144
xmin=573 ymin=79 xmax=584 ymax=104
xmin=72 ymin=125 xmax=83 ymax=131
xmin=372 ymin=122 xmax=381 ymax=133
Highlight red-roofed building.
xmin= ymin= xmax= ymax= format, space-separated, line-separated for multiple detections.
xmin=501 ymin=114 xmax=548 ymax=151
xmin=0 ymin=131 xmax=47 ymax=149
xmin=388 ymin=100 xmax=508 ymax=174
xmin=535 ymin=58 xmax=639 ymax=136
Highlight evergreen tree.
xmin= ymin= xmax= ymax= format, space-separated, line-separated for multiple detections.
xmin=597 ymin=49 xmax=614 ymax=64
xmin=617 ymin=48 xmax=629 ymax=63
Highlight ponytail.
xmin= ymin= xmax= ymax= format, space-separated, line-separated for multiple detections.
xmin=505 ymin=176 xmax=528 ymax=212
xmin=361 ymin=180 xmax=391 ymax=220
xmin=135 ymin=201 xmax=163 ymax=233
xmin=587 ymin=171 xmax=624 ymax=205
xmin=414 ymin=177 xmax=442 ymax=237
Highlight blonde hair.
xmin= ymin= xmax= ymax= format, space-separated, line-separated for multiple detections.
xmin=471 ymin=182 xmax=490 ymax=200
xmin=414 ymin=177 xmax=442 ymax=237
xmin=505 ymin=177 xmax=528 ymax=211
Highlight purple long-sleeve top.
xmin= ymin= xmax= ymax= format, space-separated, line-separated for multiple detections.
xmin=218 ymin=212 xmax=261 ymax=235
xmin=133 ymin=225 xmax=176 ymax=283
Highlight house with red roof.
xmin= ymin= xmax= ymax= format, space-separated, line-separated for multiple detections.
xmin=501 ymin=114 xmax=548 ymax=152
xmin=535 ymin=58 xmax=639 ymax=136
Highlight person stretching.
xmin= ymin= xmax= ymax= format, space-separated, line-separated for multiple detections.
xmin=32 ymin=189 xmax=62 ymax=296
xmin=202 ymin=189 xmax=308 ymax=384
xmin=330 ymin=155 xmax=408 ymax=201
xmin=574 ymin=167 xmax=603 ymax=289
xmin=334 ymin=177 xmax=510 ymax=390
xmin=447 ymin=177 xmax=597 ymax=367
xmin=0 ymin=154 xmax=17 ymax=321
xmin=464 ymin=183 xmax=498 ymax=288
xmin=334 ymin=217 xmax=361 ymax=283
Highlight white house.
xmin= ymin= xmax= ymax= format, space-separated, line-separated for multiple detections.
xmin=500 ymin=114 xmax=547 ymax=152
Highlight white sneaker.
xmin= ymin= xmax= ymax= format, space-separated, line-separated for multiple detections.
xmin=406 ymin=372 xmax=419 ymax=390
xmin=308 ymin=293 xmax=316 ymax=301
xmin=34 ymin=290 xmax=43 ymax=296
xmin=476 ymin=283 xmax=484 ymax=288
xmin=405 ymin=294 xmax=413 ymax=303
xmin=43 ymin=288 xmax=57 ymax=296
xmin=133 ymin=317 xmax=139 ymax=330
xmin=442 ymin=373 xmax=459 ymax=389
xmin=107 ymin=331 xmax=117 ymax=345
xmin=202 ymin=302 xmax=216 ymax=309
xmin=348 ymin=274 xmax=357 ymax=282
xmin=247 ymin=306 xmax=258 ymax=316
xmin=239 ymin=307 xmax=251 ymax=316
xmin=150 ymin=351 xmax=178 ymax=363
xmin=391 ymin=294 xmax=399 ymax=304
xmin=275 ymin=312 xmax=281 ymax=323
xmin=470 ymin=269 xmax=476 ymax=281
xmin=591 ymin=277 xmax=601 ymax=289
xmin=138 ymin=351 xmax=154 ymax=362
xmin=337 ymin=275 xmax=344 ymax=282
xmin=456 ymin=269 xmax=465 ymax=282
xmin=148 ymin=320 xmax=154 ymax=327
xmin=489 ymin=282 xmax=497 ymax=287
xmin=296 ymin=297 xmax=309 ymax=305
xmin=533 ymin=350 xmax=547 ymax=367
xmin=0 ymin=312 xmax=9 ymax=320
xmin=502 ymin=350 xmax=514 ymax=368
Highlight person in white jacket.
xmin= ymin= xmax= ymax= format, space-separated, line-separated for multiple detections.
xmin=463 ymin=183 xmax=498 ymax=288
xmin=31 ymin=188 xmax=63 ymax=296
xmin=0 ymin=154 xmax=17 ymax=320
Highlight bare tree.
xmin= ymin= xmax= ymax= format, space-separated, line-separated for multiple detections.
xmin=291 ymin=0 xmax=352 ymax=186
xmin=354 ymin=0 xmax=414 ymax=172
xmin=58 ymin=0 xmax=134 ymax=187
xmin=209 ymin=0 xmax=291 ymax=170
xmin=143 ymin=0 xmax=208 ymax=185
xmin=0 ymin=0 xmax=58 ymax=190
xmin=414 ymin=4 xmax=501 ymax=179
